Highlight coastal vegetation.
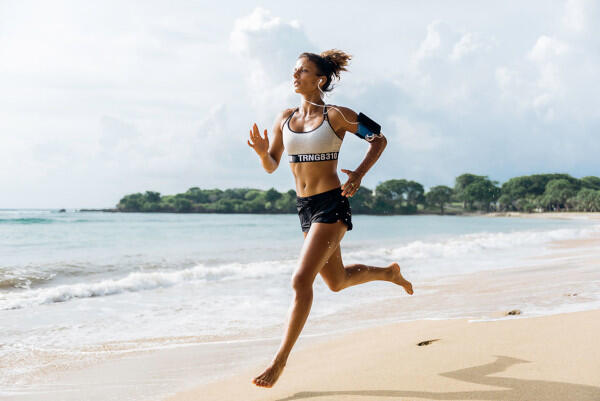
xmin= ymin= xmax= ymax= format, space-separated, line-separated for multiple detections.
xmin=115 ymin=173 xmax=600 ymax=214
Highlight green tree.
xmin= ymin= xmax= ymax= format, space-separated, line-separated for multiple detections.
xmin=204 ymin=189 xmax=224 ymax=203
xmin=184 ymin=187 xmax=209 ymax=203
xmin=374 ymin=179 xmax=422 ymax=214
xmin=274 ymin=189 xmax=296 ymax=213
xmin=426 ymin=186 xmax=453 ymax=214
xmin=247 ymin=198 xmax=266 ymax=212
xmin=376 ymin=179 xmax=408 ymax=201
xmin=454 ymin=173 xmax=485 ymax=209
xmin=463 ymin=179 xmax=501 ymax=212
xmin=223 ymin=188 xmax=249 ymax=200
xmin=581 ymin=176 xmax=600 ymax=191
xmin=265 ymin=188 xmax=282 ymax=203
xmin=500 ymin=174 xmax=580 ymax=212
xmin=215 ymin=198 xmax=235 ymax=213
xmin=244 ymin=190 xmax=263 ymax=201
xmin=117 ymin=193 xmax=144 ymax=211
xmin=144 ymin=191 xmax=161 ymax=203
xmin=405 ymin=180 xmax=425 ymax=207
xmin=543 ymin=179 xmax=578 ymax=211
xmin=498 ymin=194 xmax=514 ymax=211
xmin=575 ymin=188 xmax=600 ymax=212
xmin=374 ymin=179 xmax=407 ymax=214
xmin=140 ymin=201 xmax=162 ymax=212
xmin=349 ymin=186 xmax=374 ymax=213
xmin=174 ymin=197 xmax=193 ymax=212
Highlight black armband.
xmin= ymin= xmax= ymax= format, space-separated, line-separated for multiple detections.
xmin=354 ymin=113 xmax=383 ymax=142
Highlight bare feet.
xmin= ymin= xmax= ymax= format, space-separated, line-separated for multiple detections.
xmin=388 ymin=263 xmax=413 ymax=295
xmin=252 ymin=359 xmax=286 ymax=388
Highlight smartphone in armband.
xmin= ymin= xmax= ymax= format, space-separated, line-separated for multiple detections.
xmin=355 ymin=112 xmax=382 ymax=141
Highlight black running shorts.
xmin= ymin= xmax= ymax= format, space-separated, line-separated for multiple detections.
xmin=296 ymin=187 xmax=353 ymax=233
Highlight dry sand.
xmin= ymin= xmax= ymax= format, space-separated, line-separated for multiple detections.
xmin=164 ymin=310 xmax=600 ymax=401
xmin=163 ymin=215 xmax=600 ymax=401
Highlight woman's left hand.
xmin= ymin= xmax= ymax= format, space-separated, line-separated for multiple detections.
xmin=340 ymin=169 xmax=362 ymax=197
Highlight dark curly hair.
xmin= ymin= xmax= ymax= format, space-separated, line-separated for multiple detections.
xmin=298 ymin=49 xmax=352 ymax=93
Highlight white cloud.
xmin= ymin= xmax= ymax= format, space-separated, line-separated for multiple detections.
xmin=413 ymin=20 xmax=444 ymax=63
xmin=229 ymin=7 xmax=314 ymax=120
xmin=562 ymin=0 xmax=588 ymax=33
xmin=390 ymin=116 xmax=444 ymax=151
xmin=398 ymin=20 xmax=495 ymax=115
xmin=528 ymin=35 xmax=568 ymax=62
xmin=449 ymin=33 xmax=481 ymax=61
xmin=99 ymin=116 xmax=140 ymax=152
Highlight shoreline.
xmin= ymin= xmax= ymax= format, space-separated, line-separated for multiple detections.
xmin=480 ymin=211 xmax=600 ymax=220
xmin=72 ymin=210 xmax=600 ymax=219
xmin=8 ymin=206 xmax=600 ymax=218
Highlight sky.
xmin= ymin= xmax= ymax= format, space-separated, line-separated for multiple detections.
xmin=1 ymin=0 xmax=599 ymax=208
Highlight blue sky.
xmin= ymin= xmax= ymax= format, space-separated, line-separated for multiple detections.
xmin=1 ymin=0 xmax=599 ymax=208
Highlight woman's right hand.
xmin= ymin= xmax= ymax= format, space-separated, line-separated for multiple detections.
xmin=247 ymin=123 xmax=269 ymax=158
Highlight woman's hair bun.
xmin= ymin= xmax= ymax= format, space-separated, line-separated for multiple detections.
xmin=298 ymin=49 xmax=352 ymax=93
xmin=320 ymin=49 xmax=351 ymax=79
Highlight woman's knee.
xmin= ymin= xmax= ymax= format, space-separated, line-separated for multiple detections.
xmin=327 ymin=280 xmax=345 ymax=292
xmin=291 ymin=273 xmax=314 ymax=295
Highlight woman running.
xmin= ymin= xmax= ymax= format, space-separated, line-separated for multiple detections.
xmin=247 ymin=49 xmax=414 ymax=388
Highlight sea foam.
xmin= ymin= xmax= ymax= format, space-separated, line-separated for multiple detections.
xmin=0 ymin=260 xmax=296 ymax=310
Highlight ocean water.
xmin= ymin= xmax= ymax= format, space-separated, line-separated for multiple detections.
xmin=1 ymin=209 xmax=599 ymax=399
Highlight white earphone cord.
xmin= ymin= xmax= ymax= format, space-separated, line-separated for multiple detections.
xmin=302 ymin=80 xmax=359 ymax=125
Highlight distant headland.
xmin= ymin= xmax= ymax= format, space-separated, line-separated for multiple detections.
xmin=83 ymin=173 xmax=600 ymax=215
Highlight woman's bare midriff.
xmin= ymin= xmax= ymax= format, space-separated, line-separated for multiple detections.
xmin=290 ymin=160 xmax=341 ymax=197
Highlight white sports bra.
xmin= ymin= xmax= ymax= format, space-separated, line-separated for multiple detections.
xmin=282 ymin=105 xmax=342 ymax=163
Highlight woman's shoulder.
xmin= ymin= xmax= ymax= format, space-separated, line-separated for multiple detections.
xmin=326 ymin=104 xmax=358 ymax=133
xmin=276 ymin=107 xmax=297 ymax=121
xmin=326 ymin=104 xmax=355 ymax=118
xmin=274 ymin=107 xmax=297 ymax=132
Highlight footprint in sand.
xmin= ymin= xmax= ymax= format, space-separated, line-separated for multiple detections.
xmin=417 ymin=339 xmax=440 ymax=346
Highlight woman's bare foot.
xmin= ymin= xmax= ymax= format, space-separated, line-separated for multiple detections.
xmin=388 ymin=263 xmax=413 ymax=294
xmin=252 ymin=359 xmax=286 ymax=388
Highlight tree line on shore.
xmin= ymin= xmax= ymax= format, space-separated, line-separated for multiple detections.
xmin=116 ymin=173 xmax=600 ymax=214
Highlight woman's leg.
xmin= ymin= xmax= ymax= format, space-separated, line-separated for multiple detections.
xmin=252 ymin=221 xmax=347 ymax=388
xmin=319 ymin=245 xmax=413 ymax=294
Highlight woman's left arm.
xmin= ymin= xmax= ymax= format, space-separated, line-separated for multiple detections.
xmin=329 ymin=106 xmax=388 ymax=198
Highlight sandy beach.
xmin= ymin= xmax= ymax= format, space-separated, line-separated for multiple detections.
xmin=484 ymin=211 xmax=600 ymax=221
xmin=163 ymin=214 xmax=600 ymax=401
xmin=165 ymin=310 xmax=600 ymax=401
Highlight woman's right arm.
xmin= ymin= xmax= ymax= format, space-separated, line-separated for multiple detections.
xmin=247 ymin=109 xmax=291 ymax=174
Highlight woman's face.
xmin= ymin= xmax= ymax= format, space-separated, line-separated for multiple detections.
xmin=293 ymin=57 xmax=322 ymax=94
